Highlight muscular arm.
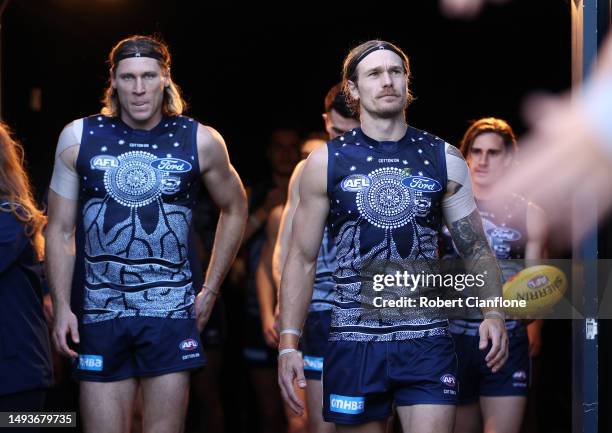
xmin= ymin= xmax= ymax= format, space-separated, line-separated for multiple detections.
xmin=272 ymin=160 xmax=306 ymax=294
xmin=443 ymin=143 xmax=508 ymax=372
xmin=256 ymin=206 xmax=283 ymax=347
xmin=46 ymin=121 xmax=81 ymax=358
xmin=278 ymin=146 xmax=329 ymax=414
xmin=443 ymin=144 xmax=503 ymax=304
xmin=195 ymin=124 xmax=247 ymax=328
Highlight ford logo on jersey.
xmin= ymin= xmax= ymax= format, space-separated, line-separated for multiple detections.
xmin=402 ymin=176 xmax=442 ymax=192
xmin=179 ymin=338 xmax=199 ymax=351
xmin=78 ymin=354 xmax=103 ymax=371
xmin=329 ymin=394 xmax=365 ymax=414
xmin=150 ymin=158 xmax=192 ymax=173
xmin=440 ymin=374 xmax=456 ymax=387
xmin=341 ymin=174 xmax=371 ymax=192
xmin=488 ymin=227 xmax=522 ymax=242
xmin=90 ymin=155 xmax=119 ymax=170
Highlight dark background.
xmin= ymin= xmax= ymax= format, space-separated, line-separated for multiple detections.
xmin=6 ymin=1 xmax=609 ymax=432
xmin=4 ymin=0 xmax=571 ymax=192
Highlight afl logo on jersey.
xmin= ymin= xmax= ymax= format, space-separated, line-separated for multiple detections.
xmin=150 ymin=158 xmax=192 ymax=173
xmin=341 ymin=174 xmax=371 ymax=192
xmin=90 ymin=155 xmax=119 ymax=170
xmin=401 ymin=176 xmax=442 ymax=192
xmin=488 ymin=227 xmax=522 ymax=242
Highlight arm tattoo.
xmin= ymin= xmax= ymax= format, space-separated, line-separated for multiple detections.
xmin=448 ymin=209 xmax=503 ymax=300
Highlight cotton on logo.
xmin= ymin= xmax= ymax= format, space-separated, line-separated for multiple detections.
xmin=179 ymin=339 xmax=198 ymax=351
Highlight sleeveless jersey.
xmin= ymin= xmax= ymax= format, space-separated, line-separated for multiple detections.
xmin=310 ymin=226 xmax=336 ymax=312
xmin=73 ymin=115 xmax=200 ymax=324
xmin=326 ymin=127 xmax=449 ymax=341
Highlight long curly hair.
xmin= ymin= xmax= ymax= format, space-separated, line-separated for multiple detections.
xmin=0 ymin=123 xmax=46 ymax=260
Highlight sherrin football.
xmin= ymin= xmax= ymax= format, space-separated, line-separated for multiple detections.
xmin=502 ymin=265 xmax=567 ymax=316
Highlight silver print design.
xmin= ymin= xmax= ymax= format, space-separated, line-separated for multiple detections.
xmin=82 ymin=151 xmax=193 ymax=323
xmin=331 ymin=166 xmax=444 ymax=341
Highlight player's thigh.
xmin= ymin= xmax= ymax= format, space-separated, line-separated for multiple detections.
xmin=480 ymin=396 xmax=526 ymax=433
xmin=396 ymin=404 xmax=455 ymax=433
xmin=453 ymin=403 xmax=481 ymax=433
xmin=80 ymin=378 xmax=138 ymax=433
xmin=141 ymin=372 xmax=190 ymax=433
xmin=335 ymin=420 xmax=387 ymax=433
xmin=306 ymin=379 xmax=335 ymax=433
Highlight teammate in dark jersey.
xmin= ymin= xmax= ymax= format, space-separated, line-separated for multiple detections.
xmin=445 ymin=118 xmax=547 ymax=433
xmin=45 ymin=35 xmax=247 ymax=433
xmin=0 ymin=124 xmax=52 ymax=422
xmin=272 ymin=84 xmax=359 ymax=433
xmin=278 ymin=40 xmax=509 ymax=433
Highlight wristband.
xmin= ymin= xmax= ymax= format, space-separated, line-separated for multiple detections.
xmin=278 ymin=348 xmax=298 ymax=357
xmin=280 ymin=328 xmax=302 ymax=337
xmin=203 ymin=284 xmax=220 ymax=296
xmin=484 ymin=310 xmax=505 ymax=320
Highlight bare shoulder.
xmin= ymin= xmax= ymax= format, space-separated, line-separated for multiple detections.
xmin=300 ymin=145 xmax=328 ymax=196
xmin=196 ymin=123 xmax=229 ymax=172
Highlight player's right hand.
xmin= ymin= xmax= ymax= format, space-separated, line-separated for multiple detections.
xmin=278 ymin=350 xmax=306 ymax=415
xmin=52 ymin=304 xmax=79 ymax=359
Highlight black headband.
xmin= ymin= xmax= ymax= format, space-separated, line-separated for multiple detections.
xmin=114 ymin=50 xmax=164 ymax=63
xmin=347 ymin=43 xmax=404 ymax=79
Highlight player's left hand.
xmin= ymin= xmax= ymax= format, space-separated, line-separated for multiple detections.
xmin=479 ymin=316 xmax=509 ymax=373
xmin=195 ymin=288 xmax=217 ymax=332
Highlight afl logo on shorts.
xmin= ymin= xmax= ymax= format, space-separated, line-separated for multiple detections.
xmin=90 ymin=155 xmax=119 ymax=170
xmin=150 ymin=158 xmax=192 ymax=173
xmin=440 ymin=374 xmax=456 ymax=387
xmin=179 ymin=338 xmax=199 ymax=351
xmin=341 ymin=174 xmax=371 ymax=191
xmin=513 ymin=370 xmax=527 ymax=382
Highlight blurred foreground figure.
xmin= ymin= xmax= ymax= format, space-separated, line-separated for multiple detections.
xmin=491 ymin=35 xmax=612 ymax=243
xmin=439 ymin=0 xmax=509 ymax=18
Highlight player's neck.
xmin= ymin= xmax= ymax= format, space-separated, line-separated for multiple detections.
xmin=360 ymin=112 xmax=407 ymax=142
xmin=120 ymin=111 xmax=163 ymax=131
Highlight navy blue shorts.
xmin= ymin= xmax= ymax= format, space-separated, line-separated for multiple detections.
xmin=301 ymin=309 xmax=332 ymax=380
xmin=74 ymin=317 xmax=205 ymax=381
xmin=451 ymin=328 xmax=529 ymax=404
xmin=322 ymin=335 xmax=457 ymax=425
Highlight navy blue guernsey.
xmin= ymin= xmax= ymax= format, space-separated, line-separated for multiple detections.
xmin=326 ymin=127 xmax=449 ymax=341
xmin=311 ymin=227 xmax=336 ymax=311
xmin=73 ymin=115 xmax=200 ymax=324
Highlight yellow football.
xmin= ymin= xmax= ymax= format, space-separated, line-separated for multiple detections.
xmin=502 ymin=265 xmax=567 ymax=316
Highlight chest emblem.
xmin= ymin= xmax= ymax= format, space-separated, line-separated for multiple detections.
xmin=101 ymin=151 xmax=191 ymax=208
